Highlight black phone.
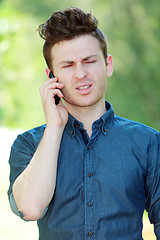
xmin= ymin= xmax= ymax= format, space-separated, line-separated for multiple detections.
xmin=49 ymin=71 xmax=60 ymax=105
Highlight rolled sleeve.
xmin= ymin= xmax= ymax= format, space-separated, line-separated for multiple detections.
xmin=9 ymin=192 xmax=48 ymax=221
xmin=154 ymin=222 xmax=160 ymax=239
xmin=145 ymin=132 xmax=160 ymax=238
xmin=9 ymin=192 xmax=28 ymax=221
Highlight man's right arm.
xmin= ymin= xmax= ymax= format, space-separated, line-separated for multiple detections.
xmin=11 ymin=76 xmax=68 ymax=221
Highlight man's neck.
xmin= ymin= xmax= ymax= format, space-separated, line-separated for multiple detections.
xmin=65 ymin=99 xmax=107 ymax=137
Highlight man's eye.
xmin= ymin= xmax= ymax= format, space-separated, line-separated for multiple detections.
xmin=85 ymin=59 xmax=97 ymax=64
xmin=62 ymin=64 xmax=73 ymax=68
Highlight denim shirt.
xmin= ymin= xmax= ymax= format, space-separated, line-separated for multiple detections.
xmin=8 ymin=102 xmax=160 ymax=240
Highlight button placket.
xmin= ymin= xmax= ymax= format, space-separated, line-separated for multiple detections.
xmin=84 ymin=143 xmax=95 ymax=239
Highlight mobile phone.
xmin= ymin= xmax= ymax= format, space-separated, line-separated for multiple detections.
xmin=49 ymin=71 xmax=60 ymax=105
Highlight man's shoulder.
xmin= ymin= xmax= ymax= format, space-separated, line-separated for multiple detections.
xmin=22 ymin=124 xmax=46 ymax=135
xmin=13 ymin=124 xmax=46 ymax=148
xmin=21 ymin=124 xmax=46 ymax=135
xmin=114 ymin=115 xmax=159 ymax=137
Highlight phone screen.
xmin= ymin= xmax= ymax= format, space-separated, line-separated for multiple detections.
xmin=49 ymin=71 xmax=60 ymax=105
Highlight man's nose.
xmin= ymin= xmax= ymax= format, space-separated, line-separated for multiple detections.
xmin=74 ymin=63 xmax=87 ymax=80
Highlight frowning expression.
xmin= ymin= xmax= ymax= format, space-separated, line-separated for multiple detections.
xmin=50 ymin=34 xmax=112 ymax=107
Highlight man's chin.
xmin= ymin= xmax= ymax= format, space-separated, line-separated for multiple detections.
xmin=63 ymin=97 xmax=103 ymax=108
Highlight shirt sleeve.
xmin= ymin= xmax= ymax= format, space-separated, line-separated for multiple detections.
xmin=145 ymin=131 xmax=160 ymax=238
xmin=8 ymin=132 xmax=35 ymax=198
xmin=7 ymin=128 xmax=48 ymax=220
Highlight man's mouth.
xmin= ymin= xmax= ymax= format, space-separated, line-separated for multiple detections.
xmin=77 ymin=85 xmax=91 ymax=90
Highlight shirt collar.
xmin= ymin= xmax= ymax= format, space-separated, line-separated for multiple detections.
xmin=66 ymin=101 xmax=114 ymax=136
xmin=100 ymin=101 xmax=115 ymax=135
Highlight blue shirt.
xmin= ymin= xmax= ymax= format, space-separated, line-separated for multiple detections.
xmin=8 ymin=102 xmax=160 ymax=240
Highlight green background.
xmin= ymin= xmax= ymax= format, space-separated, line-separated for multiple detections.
xmin=0 ymin=0 xmax=159 ymax=130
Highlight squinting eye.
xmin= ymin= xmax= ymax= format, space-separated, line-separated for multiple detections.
xmin=85 ymin=60 xmax=96 ymax=64
xmin=62 ymin=64 xmax=73 ymax=68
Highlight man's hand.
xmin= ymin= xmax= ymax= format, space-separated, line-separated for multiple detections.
xmin=39 ymin=77 xmax=68 ymax=129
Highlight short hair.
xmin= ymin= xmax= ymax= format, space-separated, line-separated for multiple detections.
xmin=38 ymin=7 xmax=108 ymax=70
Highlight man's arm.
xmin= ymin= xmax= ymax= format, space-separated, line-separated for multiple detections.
xmin=12 ymin=77 xmax=68 ymax=221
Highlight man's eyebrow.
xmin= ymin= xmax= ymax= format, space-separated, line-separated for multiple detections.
xmin=82 ymin=54 xmax=98 ymax=61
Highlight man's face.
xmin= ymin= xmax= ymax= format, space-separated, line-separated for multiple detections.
xmin=50 ymin=34 xmax=112 ymax=108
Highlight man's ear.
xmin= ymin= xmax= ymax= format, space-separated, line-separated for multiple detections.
xmin=45 ymin=68 xmax=51 ymax=77
xmin=106 ymin=54 xmax=113 ymax=77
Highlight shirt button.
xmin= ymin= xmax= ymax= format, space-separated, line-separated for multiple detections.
xmin=88 ymin=145 xmax=91 ymax=150
xmin=75 ymin=123 xmax=80 ymax=128
xmin=88 ymin=173 xmax=93 ymax=177
xmin=88 ymin=202 xmax=93 ymax=207
xmin=88 ymin=231 xmax=93 ymax=237
xmin=103 ymin=128 xmax=107 ymax=132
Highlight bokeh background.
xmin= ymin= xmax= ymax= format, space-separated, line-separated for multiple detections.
xmin=0 ymin=0 xmax=159 ymax=239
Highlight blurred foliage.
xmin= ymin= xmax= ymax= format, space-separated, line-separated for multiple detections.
xmin=0 ymin=0 xmax=159 ymax=130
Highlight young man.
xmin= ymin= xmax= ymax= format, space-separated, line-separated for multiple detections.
xmin=8 ymin=7 xmax=160 ymax=240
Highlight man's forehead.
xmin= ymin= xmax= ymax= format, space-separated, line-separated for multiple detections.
xmin=51 ymin=35 xmax=102 ymax=65
xmin=52 ymin=35 xmax=100 ymax=53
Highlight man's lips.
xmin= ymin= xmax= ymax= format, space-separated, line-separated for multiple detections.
xmin=75 ymin=84 xmax=93 ymax=94
xmin=77 ymin=85 xmax=91 ymax=90
xmin=76 ymin=82 xmax=93 ymax=89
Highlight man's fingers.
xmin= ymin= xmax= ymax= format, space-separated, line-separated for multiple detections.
xmin=39 ymin=78 xmax=58 ymax=93
xmin=40 ymin=81 xmax=64 ymax=98
xmin=51 ymin=89 xmax=64 ymax=98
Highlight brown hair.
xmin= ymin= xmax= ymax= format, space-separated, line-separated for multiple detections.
xmin=38 ymin=7 xmax=108 ymax=70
